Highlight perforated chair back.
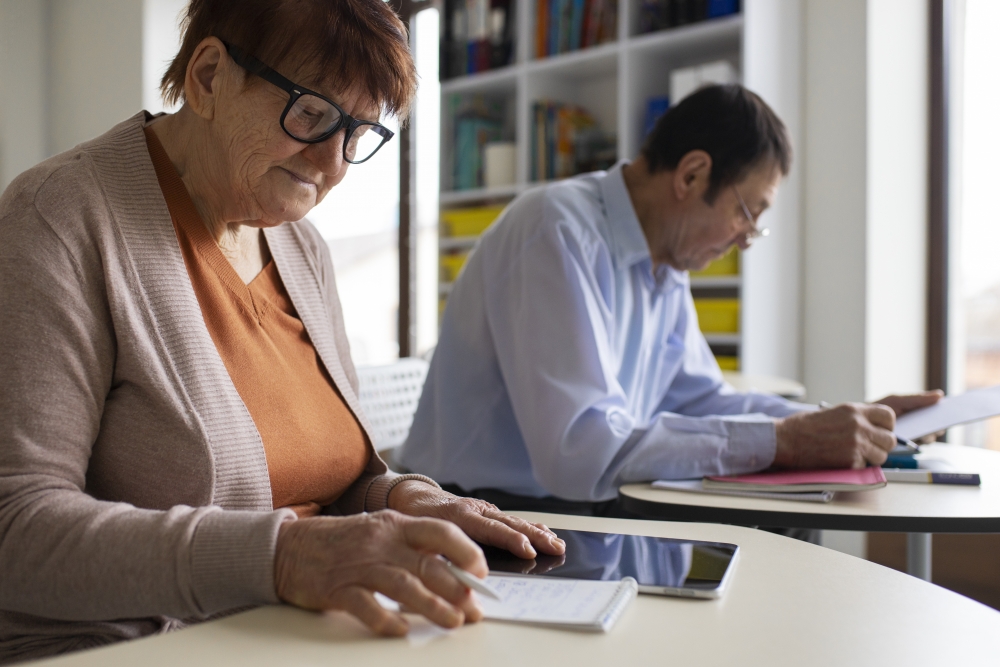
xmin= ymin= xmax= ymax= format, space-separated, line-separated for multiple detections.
xmin=355 ymin=357 xmax=430 ymax=452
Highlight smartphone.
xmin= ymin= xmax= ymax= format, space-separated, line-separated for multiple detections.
xmin=484 ymin=528 xmax=739 ymax=599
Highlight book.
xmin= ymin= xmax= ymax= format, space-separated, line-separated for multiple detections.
xmin=453 ymin=96 xmax=505 ymax=189
xmin=531 ymin=100 xmax=614 ymax=181
xmin=643 ymin=97 xmax=671 ymax=138
xmin=442 ymin=0 xmax=515 ymax=79
xmin=478 ymin=575 xmax=638 ymax=632
xmin=703 ymin=467 xmax=888 ymax=493
xmin=653 ymin=479 xmax=834 ymax=503
xmin=534 ymin=0 xmax=614 ymax=60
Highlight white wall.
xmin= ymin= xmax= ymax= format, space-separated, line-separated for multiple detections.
xmin=0 ymin=0 xmax=164 ymax=190
xmin=741 ymin=0 xmax=804 ymax=382
xmin=0 ymin=0 xmax=49 ymax=188
xmin=47 ymin=0 xmax=143 ymax=155
xmin=142 ymin=0 xmax=186 ymax=114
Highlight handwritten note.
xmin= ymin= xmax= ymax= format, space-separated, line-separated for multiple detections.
xmin=477 ymin=575 xmax=637 ymax=632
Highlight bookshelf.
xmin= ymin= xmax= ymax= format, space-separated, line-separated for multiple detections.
xmin=437 ymin=0 xmax=803 ymax=379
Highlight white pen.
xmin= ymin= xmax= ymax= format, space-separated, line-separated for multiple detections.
xmin=882 ymin=469 xmax=981 ymax=486
xmin=444 ymin=561 xmax=503 ymax=601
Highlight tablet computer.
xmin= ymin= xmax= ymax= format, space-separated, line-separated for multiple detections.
xmin=484 ymin=528 xmax=739 ymax=599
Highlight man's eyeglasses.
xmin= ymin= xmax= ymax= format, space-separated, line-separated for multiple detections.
xmin=224 ymin=42 xmax=394 ymax=164
xmin=733 ymin=186 xmax=770 ymax=244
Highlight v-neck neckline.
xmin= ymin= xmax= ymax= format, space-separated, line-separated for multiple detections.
xmin=144 ymin=125 xmax=270 ymax=317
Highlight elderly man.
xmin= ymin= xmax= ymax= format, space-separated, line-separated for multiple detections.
xmin=399 ymin=84 xmax=939 ymax=515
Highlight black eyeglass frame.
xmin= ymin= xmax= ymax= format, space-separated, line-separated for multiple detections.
xmin=223 ymin=42 xmax=394 ymax=164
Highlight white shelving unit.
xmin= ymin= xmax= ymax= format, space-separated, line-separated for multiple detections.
xmin=437 ymin=0 xmax=805 ymax=380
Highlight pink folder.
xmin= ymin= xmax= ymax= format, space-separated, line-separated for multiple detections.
xmin=703 ymin=467 xmax=887 ymax=493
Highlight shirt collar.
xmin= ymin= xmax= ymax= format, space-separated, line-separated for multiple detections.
xmin=599 ymin=160 xmax=689 ymax=290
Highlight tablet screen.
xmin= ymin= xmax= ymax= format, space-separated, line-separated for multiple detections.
xmin=483 ymin=528 xmax=738 ymax=595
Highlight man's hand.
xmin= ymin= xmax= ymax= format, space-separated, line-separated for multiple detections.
xmin=774 ymin=403 xmax=896 ymax=469
xmin=387 ymin=481 xmax=566 ymax=560
xmin=875 ymin=391 xmax=944 ymax=442
xmin=274 ymin=511 xmax=486 ymax=636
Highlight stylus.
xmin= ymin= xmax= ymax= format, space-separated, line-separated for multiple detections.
xmin=445 ymin=561 xmax=503 ymax=601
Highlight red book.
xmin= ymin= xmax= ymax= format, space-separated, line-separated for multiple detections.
xmin=703 ymin=467 xmax=887 ymax=493
xmin=536 ymin=0 xmax=549 ymax=57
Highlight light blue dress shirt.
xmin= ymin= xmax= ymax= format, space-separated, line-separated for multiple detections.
xmin=400 ymin=162 xmax=812 ymax=502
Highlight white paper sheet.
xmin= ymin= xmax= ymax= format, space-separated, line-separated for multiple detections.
xmin=895 ymin=384 xmax=1000 ymax=440
xmin=477 ymin=575 xmax=637 ymax=631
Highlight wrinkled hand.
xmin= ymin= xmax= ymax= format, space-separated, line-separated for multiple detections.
xmin=274 ymin=511 xmax=486 ymax=636
xmin=387 ymin=481 xmax=566 ymax=560
xmin=875 ymin=391 xmax=944 ymax=442
xmin=875 ymin=390 xmax=943 ymax=417
xmin=774 ymin=403 xmax=896 ymax=469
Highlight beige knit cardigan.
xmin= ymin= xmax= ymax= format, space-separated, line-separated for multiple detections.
xmin=0 ymin=112 xmax=434 ymax=663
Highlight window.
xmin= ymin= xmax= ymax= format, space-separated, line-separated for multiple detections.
xmin=949 ymin=0 xmax=1000 ymax=449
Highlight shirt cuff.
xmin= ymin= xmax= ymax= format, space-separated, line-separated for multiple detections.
xmin=724 ymin=419 xmax=778 ymax=473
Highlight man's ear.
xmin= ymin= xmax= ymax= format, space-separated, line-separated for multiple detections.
xmin=184 ymin=37 xmax=227 ymax=120
xmin=672 ymin=149 xmax=712 ymax=202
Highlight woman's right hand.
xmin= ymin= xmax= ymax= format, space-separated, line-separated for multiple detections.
xmin=273 ymin=510 xmax=487 ymax=636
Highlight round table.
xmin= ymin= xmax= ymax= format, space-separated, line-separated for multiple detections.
xmin=32 ymin=512 xmax=1000 ymax=667
xmin=721 ymin=371 xmax=806 ymax=399
xmin=619 ymin=444 xmax=1000 ymax=581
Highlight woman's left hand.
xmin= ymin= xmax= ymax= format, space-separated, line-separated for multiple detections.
xmin=387 ymin=481 xmax=566 ymax=559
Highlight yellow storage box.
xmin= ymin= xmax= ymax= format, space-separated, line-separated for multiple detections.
xmin=715 ymin=356 xmax=739 ymax=371
xmin=691 ymin=247 xmax=739 ymax=277
xmin=440 ymin=205 xmax=506 ymax=237
xmin=694 ymin=298 xmax=740 ymax=333
xmin=440 ymin=252 xmax=470 ymax=283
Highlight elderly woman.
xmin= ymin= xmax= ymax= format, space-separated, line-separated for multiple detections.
xmin=0 ymin=0 xmax=564 ymax=662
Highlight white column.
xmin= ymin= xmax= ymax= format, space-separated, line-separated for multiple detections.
xmin=741 ymin=0 xmax=804 ymax=382
xmin=803 ymin=0 xmax=929 ymax=560
xmin=802 ymin=0 xmax=928 ymax=405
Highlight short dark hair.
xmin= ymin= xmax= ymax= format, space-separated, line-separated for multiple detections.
xmin=641 ymin=84 xmax=791 ymax=203
xmin=161 ymin=0 xmax=416 ymax=118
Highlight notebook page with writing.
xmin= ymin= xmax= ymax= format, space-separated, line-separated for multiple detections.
xmin=478 ymin=575 xmax=638 ymax=632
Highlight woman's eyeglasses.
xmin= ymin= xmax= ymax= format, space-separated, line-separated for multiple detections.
xmin=224 ymin=42 xmax=394 ymax=164
xmin=733 ymin=186 xmax=770 ymax=245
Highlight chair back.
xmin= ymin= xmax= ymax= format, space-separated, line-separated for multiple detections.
xmin=355 ymin=357 xmax=430 ymax=452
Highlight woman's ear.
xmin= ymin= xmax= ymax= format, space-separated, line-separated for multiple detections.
xmin=184 ymin=37 xmax=227 ymax=120
xmin=672 ymin=149 xmax=712 ymax=201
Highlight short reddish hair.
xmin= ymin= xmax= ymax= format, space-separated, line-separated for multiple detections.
xmin=161 ymin=0 xmax=416 ymax=118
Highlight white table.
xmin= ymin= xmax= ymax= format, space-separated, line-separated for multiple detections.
xmin=620 ymin=444 xmax=1000 ymax=581
xmin=721 ymin=371 xmax=807 ymax=399
xmin=33 ymin=512 xmax=1000 ymax=666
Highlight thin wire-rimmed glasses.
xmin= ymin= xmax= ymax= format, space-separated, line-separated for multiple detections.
xmin=733 ymin=186 xmax=770 ymax=245
xmin=224 ymin=42 xmax=394 ymax=164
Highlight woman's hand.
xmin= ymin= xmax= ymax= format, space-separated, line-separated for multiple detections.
xmin=387 ymin=481 xmax=566 ymax=559
xmin=274 ymin=511 xmax=487 ymax=636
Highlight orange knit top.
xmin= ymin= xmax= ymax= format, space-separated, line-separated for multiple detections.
xmin=144 ymin=126 xmax=371 ymax=517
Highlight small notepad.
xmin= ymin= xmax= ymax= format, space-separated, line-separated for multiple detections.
xmin=653 ymin=478 xmax=834 ymax=503
xmin=477 ymin=575 xmax=638 ymax=632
